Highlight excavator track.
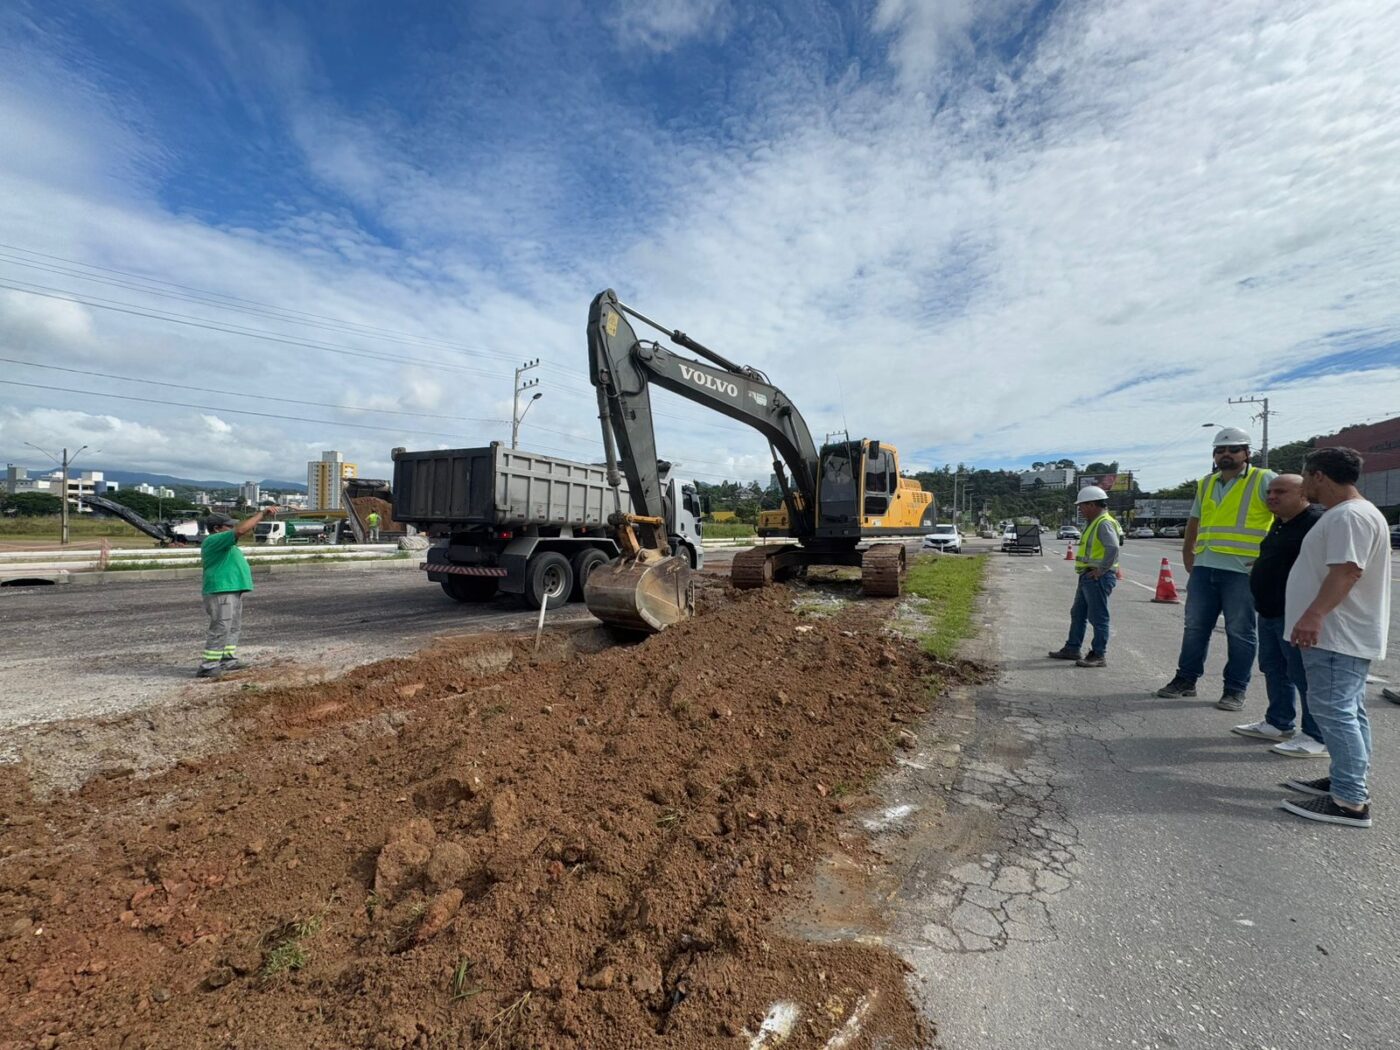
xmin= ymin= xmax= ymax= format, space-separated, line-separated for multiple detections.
xmin=860 ymin=543 xmax=906 ymax=598
xmin=731 ymin=544 xmax=797 ymax=589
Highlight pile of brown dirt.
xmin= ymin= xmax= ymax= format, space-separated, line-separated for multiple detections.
xmin=0 ymin=585 xmax=956 ymax=1049
xmin=349 ymin=496 xmax=398 ymax=533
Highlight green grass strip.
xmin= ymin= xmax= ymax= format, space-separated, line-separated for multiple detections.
xmin=701 ymin=522 xmax=758 ymax=538
xmin=903 ymin=553 xmax=988 ymax=660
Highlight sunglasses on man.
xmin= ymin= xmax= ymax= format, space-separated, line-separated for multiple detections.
xmin=1214 ymin=445 xmax=1247 ymax=454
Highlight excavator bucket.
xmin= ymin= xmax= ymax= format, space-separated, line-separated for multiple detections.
xmin=584 ymin=554 xmax=695 ymax=633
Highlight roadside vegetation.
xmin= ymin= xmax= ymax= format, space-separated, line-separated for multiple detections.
xmin=0 ymin=515 xmax=149 ymax=539
xmin=903 ymin=553 xmax=987 ymax=660
xmin=702 ymin=522 xmax=758 ymax=538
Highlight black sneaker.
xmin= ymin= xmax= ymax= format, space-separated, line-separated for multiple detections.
xmin=220 ymin=657 xmax=248 ymax=672
xmin=1280 ymin=796 xmax=1371 ymax=828
xmin=1047 ymin=647 xmax=1082 ymax=660
xmin=1075 ymin=652 xmax=1106 ymax=668
xmin=195 ymin=665 xmax=224 ymax=679
xmin=1382 ymin=687 xmax=1400 ymax=705
xmin=1156 ymin=676 xmax=1197 ymax=698
xmin=1215 ymin=690 xmax=1246 ymax=712
xmin=1284 ymin=776 xmax=1331 ymax=797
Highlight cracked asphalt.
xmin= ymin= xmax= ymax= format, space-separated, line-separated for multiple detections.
xmin=906 ymin=539 xmax=1400 ymax=1050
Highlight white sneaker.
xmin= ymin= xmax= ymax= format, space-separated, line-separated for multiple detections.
xmin=1270 ymin=737 xmax=1329 ymax=758
xmin=1231 ymin=721 xmax=1294 ymax=741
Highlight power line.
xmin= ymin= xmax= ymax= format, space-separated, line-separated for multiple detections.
xmin=0 ymin=243 xmax=544 ymax=365
xmin=0 ymin=379 xmax=761 ymax=481
xmin=0 ymin=379 xmax=476 ymax=441
xmin=0 ymin=280 xmax=514 ymax=378
xmin=0 ymin=356 xmax=509 ymax=424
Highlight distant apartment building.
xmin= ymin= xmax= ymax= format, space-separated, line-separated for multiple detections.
xmin=1018 ymin=467 xmax=1077 ymax=490
xmin=134 ymin=483 xmax=175 ymax=498
xmin=239 ymin=481 xmax=261 ymax=505
xmin=307 ymin=451 xmax=357 ymax=510
xmin=194 ymin=491 xmax=212 ymax=506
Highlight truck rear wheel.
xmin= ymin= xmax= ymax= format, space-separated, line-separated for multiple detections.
xmin=524 ymin=552 xmax=573 ymax=611
xmin=441 ymin=575 xmax=499 ymax=603
xmin=570 ymin=548 xmax=610 ymax=602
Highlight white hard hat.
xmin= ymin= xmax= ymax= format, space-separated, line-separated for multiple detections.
xmin=1212 ymin=426 xmax=1251 ymax=447
xmin=1076 ymin=485 xmax=1108 ymax=504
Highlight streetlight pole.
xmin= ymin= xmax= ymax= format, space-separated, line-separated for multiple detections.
xmin=512 ymin=359 xmax=541 ymax=449
xmin=24 ymin=441 xmax=89 ymax=545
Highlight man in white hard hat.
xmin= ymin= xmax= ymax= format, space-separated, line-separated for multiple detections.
xmin=1047 ymin=485 xmax=1123 ymax=667
xmin=1157 ymin=428 xmax=1275 ymax=709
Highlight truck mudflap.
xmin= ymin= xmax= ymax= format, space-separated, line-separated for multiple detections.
xmin=421 ymin=563 xmax=509 ymax=577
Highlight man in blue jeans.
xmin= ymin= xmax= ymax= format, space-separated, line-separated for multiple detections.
xmin=1229 ymin=474 xmax=1327 ymax=755
xmin=1157 ymin=427 xmax=1275 ymax=710
xmin=1047 ymin=485 xmax=1121 ymax=668
xmin=1280 ymin=447 xmax=1391 ymax=828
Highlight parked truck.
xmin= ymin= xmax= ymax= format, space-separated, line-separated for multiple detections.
xmin=391 ymin=442 xmax=704 ymax=610
xmin=253 ymin=518 xmax=334 ymax=545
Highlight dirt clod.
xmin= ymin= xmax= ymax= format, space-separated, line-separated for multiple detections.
xmin=373 ymin=818 xmax=436 ymax=899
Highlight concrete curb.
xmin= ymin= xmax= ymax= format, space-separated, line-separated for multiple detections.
xmin=1 ymin=557 xmax=421 ymax=588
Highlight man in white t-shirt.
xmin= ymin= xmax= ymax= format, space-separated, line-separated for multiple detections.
xmin=1279 ymin=447 xmax=1391 ymax=828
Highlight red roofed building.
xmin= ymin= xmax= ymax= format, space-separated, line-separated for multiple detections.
xmin=1312 ymin=415 xmax=1400 ymax=514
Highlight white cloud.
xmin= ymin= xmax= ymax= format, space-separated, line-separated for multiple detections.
xmin=608 ymin=0 xmax=733 ymax=53
xmin=0 ymin=289 xmax=96 ymax=349
xmin=201 ymin=414 xmax=234 ymax=435
xmin=0 ymin=0 xmax=1397 ymax=497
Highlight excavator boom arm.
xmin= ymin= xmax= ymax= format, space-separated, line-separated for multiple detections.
xmin=588 ymin=289 xmax=821 ymax=538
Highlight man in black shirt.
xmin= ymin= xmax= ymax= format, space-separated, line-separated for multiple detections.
xmin=1231 ymin=475 xmax=1326 ymax=754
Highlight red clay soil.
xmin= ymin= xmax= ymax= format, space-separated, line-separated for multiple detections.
xmin=0 ymin=585 xmax=954 ymax=1049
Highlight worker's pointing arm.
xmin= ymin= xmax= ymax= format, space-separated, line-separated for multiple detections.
xmin=233 ymin=505 xmax=277 ymax=539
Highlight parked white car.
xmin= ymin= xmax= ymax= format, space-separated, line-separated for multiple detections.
xmin=922 ymin=524 xmax=963 ymax=553
xmin=1130 ymin=526 xmax=1155 ymax=538
xmin=1158 ymin=525 xmax=1183 ymax=538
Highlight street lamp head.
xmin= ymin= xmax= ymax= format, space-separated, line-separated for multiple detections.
xmin=531 ymin=392 xmax=542 ymax=402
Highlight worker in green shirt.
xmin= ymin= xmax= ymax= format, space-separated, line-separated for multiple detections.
xmin=366 ymin=510 xmax=381 ymax=542
xmin=197 ymin=506 xmax=276 ymax=678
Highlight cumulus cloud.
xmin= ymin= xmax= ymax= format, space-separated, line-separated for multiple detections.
xmin=608 ymin=0 xmax=733 ymax=53
xmin=201 ymin=414 xmax=234 ymax=434
xmin=0 ymin=0 xmax=1397 ymax=495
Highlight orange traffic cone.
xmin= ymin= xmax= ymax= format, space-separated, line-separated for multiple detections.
xmin=1151 ymin=558 xmax=1180 ymax=603
xmin=1064 ymin=542 xmax=1074 ymax=561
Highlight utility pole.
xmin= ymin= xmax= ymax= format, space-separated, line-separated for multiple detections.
xmin=1228 ymin=395 xmax=1273 ymax=467
xmin=512 ymin=359 xmax=541 ymax=450
xmin=24 ymin=441 xmax=89 ymax=545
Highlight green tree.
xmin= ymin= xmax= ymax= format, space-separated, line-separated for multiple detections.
xmin=1257 ymin=439 xmax=1311 ymax=474
xmin=1 ymin=491 xmax=63 ymax=516
xmin=1146 ymin=479 xmax=1198 ymax=499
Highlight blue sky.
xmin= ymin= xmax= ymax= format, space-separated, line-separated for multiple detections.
xmin=1 ymin=0 xmax=1397 ymax=490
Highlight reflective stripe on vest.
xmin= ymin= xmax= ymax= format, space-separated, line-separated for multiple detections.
xmin=1075 ymin=513 xmax=1121 ymax=572
xmin=1193 ymin=466 xmax=1271 ymax=558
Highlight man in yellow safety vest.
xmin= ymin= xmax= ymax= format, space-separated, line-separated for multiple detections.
xmin=366 ymin=510 xmax=382 ymax=542
xmin=1047 ymin=485 xmax=1123 ymax=668
xmin=1157 ymin=427 xmax=1276 ymax=710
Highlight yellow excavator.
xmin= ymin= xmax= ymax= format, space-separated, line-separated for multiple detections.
xmin=583 ymin=289 xmax=937 ymax=633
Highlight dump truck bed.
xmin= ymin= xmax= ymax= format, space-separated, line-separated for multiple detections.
xmin=391 ymin=443 xmax=620 ymax=529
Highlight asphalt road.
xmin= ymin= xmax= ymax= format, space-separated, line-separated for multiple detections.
xmin=912 ymin=538 xmax=1400 ymax=1050
xmin=0 ymin=551 xmax=745 ymax=733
